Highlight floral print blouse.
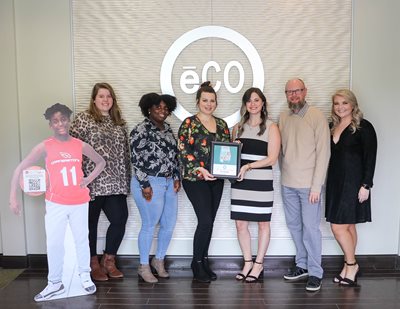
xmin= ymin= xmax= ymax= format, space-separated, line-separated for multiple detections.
xmin=178 ymin=115 xmax=230 ymax=181
xmin=130 ymin=118 xmax=180 ymax=189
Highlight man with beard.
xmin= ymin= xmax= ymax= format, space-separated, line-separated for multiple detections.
xmin=279 ymin=78 xmax=330 ymax=292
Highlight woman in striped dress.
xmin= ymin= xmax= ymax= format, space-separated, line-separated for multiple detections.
xmin=231 ymin=88 xmax=281 ymax=283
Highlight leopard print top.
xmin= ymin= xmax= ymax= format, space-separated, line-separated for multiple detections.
xmin=70 ymin=111 xmax=131 ymax=198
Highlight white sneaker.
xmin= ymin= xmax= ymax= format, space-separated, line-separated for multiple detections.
xmin=34 ymin=281 xmax=65 ymax=302
xmin=80 ymin=272 xmax=97 ymax=294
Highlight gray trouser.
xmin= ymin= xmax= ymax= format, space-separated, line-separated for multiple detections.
xmin=281 ymin=186 xmax=323 ymax=278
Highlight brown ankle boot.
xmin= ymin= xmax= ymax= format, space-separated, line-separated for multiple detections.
xmin=90 ymin=256 xmax=108 ymax=281
xmin=138 ymin=264 xmax=158 ymax=283
xmin=151 ymin=257 xmax=169 ymax=278
xmin=100 ymin=253 xmax=124 ymax=278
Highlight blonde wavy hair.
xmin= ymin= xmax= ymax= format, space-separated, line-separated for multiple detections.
xmin=331 ymin=89 xmax=363 ymax=134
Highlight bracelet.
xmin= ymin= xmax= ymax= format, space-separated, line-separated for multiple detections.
xmin=247 ymin=163 xmax=252 ymax=171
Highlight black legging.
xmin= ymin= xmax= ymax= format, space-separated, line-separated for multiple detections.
xmin=88 ymin=194 xmax=128 ymax=257
xmin=182 ymin=179 xmax=224 ymax=261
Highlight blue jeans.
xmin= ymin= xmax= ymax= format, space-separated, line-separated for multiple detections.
xmin=281 ymin=186 xmax=323 ymax=278
xmin=132 ymin=177 xmax=178 ymax=264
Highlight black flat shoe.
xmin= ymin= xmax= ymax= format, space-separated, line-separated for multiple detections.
xmin=245 ymin=260 xmax=264 ymax=283
xmin=235 ymin=259 xmax=253 ymax=281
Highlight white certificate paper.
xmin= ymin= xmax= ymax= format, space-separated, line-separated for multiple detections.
xmin=212 ymin=163 xmax=237 ymax=176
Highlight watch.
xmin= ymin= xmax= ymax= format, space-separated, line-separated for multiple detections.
xmin=362 ymin=184 xmax=370 ymax=190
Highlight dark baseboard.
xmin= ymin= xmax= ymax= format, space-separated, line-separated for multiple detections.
xmin=0 ymin=255 xmax=29 ymax=268
xmin=1 ymin=254 xmax=400 ymax=273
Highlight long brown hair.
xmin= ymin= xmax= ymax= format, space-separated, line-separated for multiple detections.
xmin=88 ymin=82 xmax=125 ymax=125
xmin=237 ymin=87 xmax=268 ymax=137
xmin=331 ymin=89 xmax=363 ymax=134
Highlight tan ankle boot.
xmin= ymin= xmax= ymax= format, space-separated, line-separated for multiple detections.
xmin=138 ymin=264 xmax=158 ymax=283
xmin=151 ymin=257 xmax=169 ymax=278
xmin=100 ymin=253 xmax=123 ymax=278
xmin=90 ymin=256 xmax=108 ymax=281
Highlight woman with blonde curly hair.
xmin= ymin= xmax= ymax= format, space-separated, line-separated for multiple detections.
xmin=325 ymin=89 xmax=377 ymax=287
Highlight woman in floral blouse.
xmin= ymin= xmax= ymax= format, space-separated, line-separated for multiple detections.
xmin=178 ymin=81 xmax=230 ymax=283
xmin=130 ymin=93 xmax=181 ymax=283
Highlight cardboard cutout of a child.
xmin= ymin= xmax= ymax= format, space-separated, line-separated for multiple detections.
xmin=9 ymin=103 xmax=106 ymax=302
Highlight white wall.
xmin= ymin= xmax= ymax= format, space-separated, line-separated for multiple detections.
xmin=0 ymin=0 xmax=73 ymax=255
xmin=351 ymin=0 xmax=400 ymax=254
xmin=0 ymin=0 xmax=399 ymax=257
xmin=71 ymin=0 xmax=352 ymax=256
xmin=0 ymin=0 xmax=26 ymax=256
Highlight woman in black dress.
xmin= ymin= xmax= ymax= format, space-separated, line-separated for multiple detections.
xmin=325 ymin=89 xmax=377 ymax=286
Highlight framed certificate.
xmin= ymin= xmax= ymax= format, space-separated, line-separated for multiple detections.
xmin=210 ymin=141 xmax=241 ymax=179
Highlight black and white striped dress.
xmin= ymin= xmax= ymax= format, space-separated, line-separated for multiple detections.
xmin=231 ymin=120 xmax=274 ymax=222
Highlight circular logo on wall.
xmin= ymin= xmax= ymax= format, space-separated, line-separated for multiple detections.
xmin=160 ymin=26 xmax=264 ymax=127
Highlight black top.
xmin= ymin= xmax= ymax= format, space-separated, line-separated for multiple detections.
xmin=325 ymin=119 xmax=377 ymax=224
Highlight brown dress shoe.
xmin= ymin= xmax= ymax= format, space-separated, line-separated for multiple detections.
xmin=100 ymin=253 xmax=124 ymax=278
xmin=90 ymin=256 xmax=108 ymax=281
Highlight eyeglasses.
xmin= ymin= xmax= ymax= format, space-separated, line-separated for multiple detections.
xmin=285 ymin=88 xmax=304 ymax=95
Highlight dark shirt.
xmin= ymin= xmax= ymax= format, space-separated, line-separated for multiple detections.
xmin=325 ymin=118 xmax=377 ymax=223
xmin=130 ymin=118 xmax=180 ymax=189
xmin=178 ymin=115 xmax=230 ymax=181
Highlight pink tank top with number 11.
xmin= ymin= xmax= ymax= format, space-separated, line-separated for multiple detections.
xmin=44 ymin=137 xmax=90 ymax=205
